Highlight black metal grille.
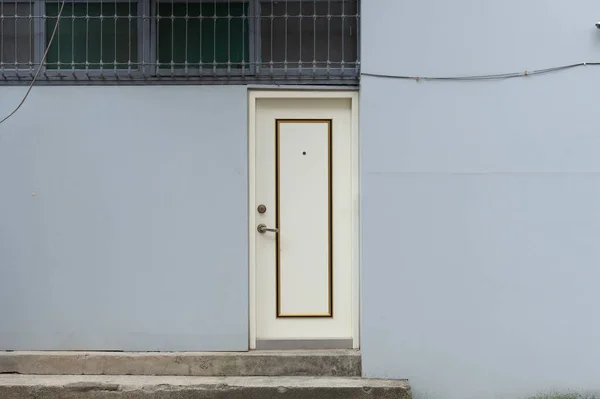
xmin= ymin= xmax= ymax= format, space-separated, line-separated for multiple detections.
xmin=0 ymin=0 xmax=360 ymax=84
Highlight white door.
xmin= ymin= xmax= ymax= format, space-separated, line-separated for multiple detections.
xmin=249 ymin=92 xmax=359 ymax=350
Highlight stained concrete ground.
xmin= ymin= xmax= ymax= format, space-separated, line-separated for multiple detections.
xmin=0 ymin=374 xmax=412 ymax=399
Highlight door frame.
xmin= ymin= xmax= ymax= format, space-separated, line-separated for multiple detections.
xmin=248 ymin=89 xmax=360 ymax=350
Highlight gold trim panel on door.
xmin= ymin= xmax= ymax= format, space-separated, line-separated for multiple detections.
xmin=276 ymin=119 xmax=333 ymax=318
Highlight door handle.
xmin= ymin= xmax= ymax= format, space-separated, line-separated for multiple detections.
xmin=257 ymin=224 xmax=278 ymax=234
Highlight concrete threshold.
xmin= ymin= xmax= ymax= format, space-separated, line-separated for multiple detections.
xmin=0 ymin=350 xmax=361 ymax=377
xmin=0 ymin=374 xmax=412 ymax=399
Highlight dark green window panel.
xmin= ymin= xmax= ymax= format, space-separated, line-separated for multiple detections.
xmin=157 ymin=2 xmax=249 ymax=69
xmin=45 ymin=2 xmax=138 ymax=70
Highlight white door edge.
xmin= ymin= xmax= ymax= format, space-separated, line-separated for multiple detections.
xmin=247 ymin=89 xmax=360 ymax=350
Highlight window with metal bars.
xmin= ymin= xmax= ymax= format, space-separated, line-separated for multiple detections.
xmin=0 ymin=0 xmax=359 ymax=83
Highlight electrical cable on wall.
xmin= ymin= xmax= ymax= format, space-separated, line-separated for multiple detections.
xmin=362 ymin=62 xmax=600 ymax=82
xmin=0 ymin=0 xmax=68 ymax=126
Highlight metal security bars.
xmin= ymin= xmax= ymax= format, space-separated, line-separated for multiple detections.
xmin=0 ymin=0 xmax=359 ymax=84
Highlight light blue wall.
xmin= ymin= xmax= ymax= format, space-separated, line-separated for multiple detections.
xmin=0 ymin=86 xmax=248 ymax=351
xmin=360 ymin=1 xmax=600 ymax=398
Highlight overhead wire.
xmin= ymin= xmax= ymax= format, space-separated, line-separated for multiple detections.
xmin=0 ymin=0 xmax=68 ymax=126
xmin=361 ymin=62 xmax=600 ymax=82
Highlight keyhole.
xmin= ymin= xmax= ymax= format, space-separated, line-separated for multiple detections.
xmin=302 ymin=151 xmax=306 ymax=155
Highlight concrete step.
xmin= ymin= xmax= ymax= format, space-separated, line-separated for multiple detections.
xmin=0 ymin=375 xmax=412 ymax=399
xmin=0 ymin=350 xmax=361 ymax=377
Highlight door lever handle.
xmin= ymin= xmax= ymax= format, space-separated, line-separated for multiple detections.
xmin=257 ymin=224 xmax=278 ymax=234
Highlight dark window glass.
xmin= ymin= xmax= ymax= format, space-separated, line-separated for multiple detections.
xmin=260 ymin=0 xmax=358 ymax=70
xmin=45 ymin=2 xmax=138 ymax=70
xmin=0 ymin=3 xmax=34 ymax=68
xmin=157 ymin=2 xmax=249 ymax=69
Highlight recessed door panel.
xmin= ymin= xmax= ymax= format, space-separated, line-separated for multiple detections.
xmin=277 ymin=120 xmax=332 ymax=317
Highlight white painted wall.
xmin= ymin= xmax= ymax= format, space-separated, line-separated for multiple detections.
xmin=0 ymin=86 xmax=248 ymax=351
xmin=360 ymin=1 xmax=600 ymax=398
